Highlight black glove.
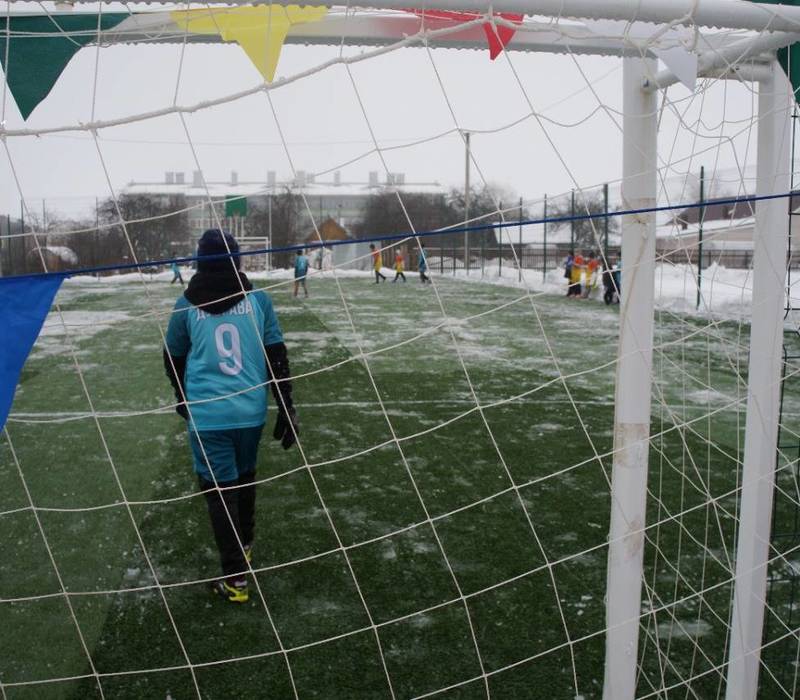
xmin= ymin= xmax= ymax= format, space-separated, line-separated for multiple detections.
xmin=266 ymin=342 xmax=298 ymax=450
xmin=273 ymin=406 xmax=299 ymax=449
xmin=164 ymin=350 xmax=189 ymax=420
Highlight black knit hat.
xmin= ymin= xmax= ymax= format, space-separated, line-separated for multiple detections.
xmin=196 ymin=229 xmax=240 ymax=271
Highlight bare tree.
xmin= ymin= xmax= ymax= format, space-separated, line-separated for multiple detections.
xmin=547 ymin=189 xmax=617 ymax=251
xmin=246 ymin=188 xmax=304 ymax=268
xmin=354 ymin=191 xmax=456 ymax=244
xmin=97 ymin=194 xmax=190 ymax=265
xmin=449 ymin=184 xmax=530 ymax=249
xmin=354 ymin=184 xmax=525 ymax=251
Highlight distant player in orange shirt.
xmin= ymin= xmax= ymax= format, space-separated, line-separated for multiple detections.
xmin=370 ymin=243 xmax=387 ymax=284
xmin=392 ymin=251 xmax=407 ymax=283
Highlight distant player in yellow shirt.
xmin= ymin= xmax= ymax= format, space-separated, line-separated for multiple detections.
xmin=582 ymin=251 xmax=599 ymax=298
xmin=370 ymin=243 xmax=387 ymax=283
xmin=392 ymin=251 xmax=407 ymax=283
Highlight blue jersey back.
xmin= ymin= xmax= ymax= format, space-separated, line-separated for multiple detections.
xmin=166 ymin=291 xmax=283 ymax=431
xmin=295 ymin=255 xmax=309 ymax=277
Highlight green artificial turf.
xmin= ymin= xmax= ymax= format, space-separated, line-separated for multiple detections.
xmin=1 ymin=274 xmax=795 ymax=699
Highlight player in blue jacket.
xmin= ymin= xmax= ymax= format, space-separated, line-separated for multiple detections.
xmin=164 ymin=229 xmax=298 ymax=603
xmin=294 ymin=248 xmax=310 ymax=298
xmin=418 ymin=242 xmax=431 ymax=284
xmin=170 ymin=261 xmax=184 ymax=287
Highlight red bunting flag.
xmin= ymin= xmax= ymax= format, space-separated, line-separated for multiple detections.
xmin=406 ymin=9 xmax=523 ymax=59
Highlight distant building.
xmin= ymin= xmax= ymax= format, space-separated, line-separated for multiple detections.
xmin=659 ymin=193 xmax=800 ymax=267
xmin=122 ymin=170 xmax=447 ymax=241
xmin=301 ymin=217 xmax=370 ymax=271
xmin=673 ymin=196 xmax=758 ymax=229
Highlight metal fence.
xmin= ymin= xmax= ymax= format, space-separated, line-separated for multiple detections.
xmin=397 ymin=245 xmax=800 ymax=277
xmin=410 ymin=246 xmax=613 ymax=277
xmin=0 ymin=216 xmax=29 ymax=276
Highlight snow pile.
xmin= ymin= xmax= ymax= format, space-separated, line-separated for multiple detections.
xmin=35 ymin=245 xmax=78 ymax=265
xmin=443 ymin=260 xmax=800 ymax=323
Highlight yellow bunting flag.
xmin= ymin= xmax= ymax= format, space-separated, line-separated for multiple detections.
xmin=172 ymin=5 xmax=328 ymax=82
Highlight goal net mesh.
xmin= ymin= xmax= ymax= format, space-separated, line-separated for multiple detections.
xmin=1 ymin=4 xmax=799 ymax=699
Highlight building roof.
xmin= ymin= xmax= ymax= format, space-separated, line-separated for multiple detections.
xmin=670 ymin=193 xmax=798 ymax=227
xmin=658 ymin=215 xmax=755 ymax=238
xmin=304 ymin=218 xmax=351 ymax=243
xmin=122 ymin=177 xmax=448 ymax=200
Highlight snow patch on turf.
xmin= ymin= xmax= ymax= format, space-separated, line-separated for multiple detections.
xmin=656 ymin=619 xmax=712 ymax=640
xmin=535 ymin=422 xmax=563 ymax=433
xmin=31 ymin=310 xmax=131 ymax=358
xmin=687 ymin=389 xmax=733 ymax=405
xmin=555 ymin=532 xmax=578 ymax=542
xmin=40 ymin=310 xmax=130 ymax=336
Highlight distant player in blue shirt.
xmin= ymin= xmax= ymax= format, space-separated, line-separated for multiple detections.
xmin=170 ymin=261 xmax=184 ymax=287
xmin=164 ymin=229 xmax=299 ymax=604
xmin=294 ymin=249 xmax=309 ymax=298
xmin=418 ymin=242 xmax=431 ymax=284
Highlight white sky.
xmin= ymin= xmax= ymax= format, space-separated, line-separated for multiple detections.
xmin=0 ymin=2 xmax=763 ymax=222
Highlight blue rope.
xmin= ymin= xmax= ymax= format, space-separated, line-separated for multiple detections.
xmin=1 ymin=190 xmax=789 ymax=282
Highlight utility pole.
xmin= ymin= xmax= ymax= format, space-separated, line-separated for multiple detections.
xmin=464 ymin=131 xmax=471 ymax=274
xmin=518 ymin=196 xmax=523 ymax=283
xmin=268 ymin=190 xmax=273 ymax=272
xmin=696 ymin=166 xmax=705 ymax=310
xmin=0 ymin=214 xmax=7 ymax=277
xmin=603 ymin=183 xmax=610 ymax=263
xmin=95 ymin=197 xmax=99 ymax=269
xmin=543 ymin=194 xmax=548 ymax=283
xmin=570 ymin=189 xmax=575 ymax=250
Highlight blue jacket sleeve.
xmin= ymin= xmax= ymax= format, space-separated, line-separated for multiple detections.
xmin=260 ymin=293 xmax=284 ymax=346
xmin=164 ymin=298 xmax=191 ymax=416
xmin=165 ymin=297 xmax=191 ymax=356
xmin=256 ymin=292 xmax=292 ymax=412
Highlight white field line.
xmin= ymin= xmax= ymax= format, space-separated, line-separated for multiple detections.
xmin=6 ymin=396 xmax=619 ymax=422
xmin=12 ymin=395 xmax=793 ymax=424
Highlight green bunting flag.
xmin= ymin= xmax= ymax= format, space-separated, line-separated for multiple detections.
xmin=750 ymin=0 xmax=800 ymax=100
xmin=0 ymin=14 xmax=128 ymax=119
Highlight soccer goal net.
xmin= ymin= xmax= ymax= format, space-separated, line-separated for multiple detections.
xmin=2 ymin=2 xmax=800 ymax=699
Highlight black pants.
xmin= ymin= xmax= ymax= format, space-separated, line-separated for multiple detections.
xmin=375 ymin=270 xmax=386 ymax=283
xmin=393 ymin=271 xmax=406 ymax=282
xmin=200 ymin=472 xmax=256 ymax=579
xmin=420 ymin=271 xmax=429 ymax=283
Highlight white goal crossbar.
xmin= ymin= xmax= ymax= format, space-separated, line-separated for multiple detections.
xmin=58 ymin=0 xmax=800 ymax=34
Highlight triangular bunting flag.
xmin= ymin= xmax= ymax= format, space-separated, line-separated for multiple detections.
xmin=406 ymin=9 xmax=523 ymax=59
xmin=0 ymin=275 xmax=65 ymax=431
xmin=748 ymin=1 xmax=800 ymax=101
xmin=0 ymin=14 xmax=128 ymax=119
xmin=590 ymin=19 xmax=698 ymax=91
xmin=171 ymin=5 xmax=328 ymax=82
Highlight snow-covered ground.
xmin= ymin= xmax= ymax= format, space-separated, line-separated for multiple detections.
xmin=62 ymin=260 xmax=800 ymax=327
